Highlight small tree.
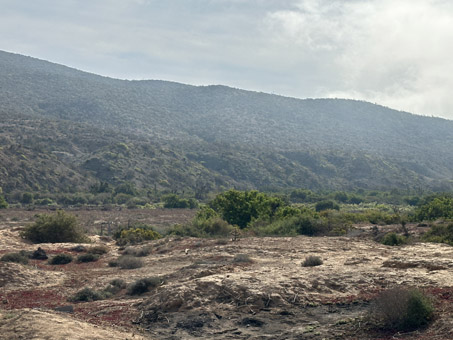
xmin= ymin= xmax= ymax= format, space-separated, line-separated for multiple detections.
xmin=21 ymin=210 xmax=87 ymax=243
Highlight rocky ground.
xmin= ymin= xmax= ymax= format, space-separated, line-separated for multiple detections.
xmin=1 ymin=211 xmax=453 ymax=340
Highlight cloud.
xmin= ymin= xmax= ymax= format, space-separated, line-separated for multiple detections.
xmin=0 ymin=0 xmax=453 ymax=118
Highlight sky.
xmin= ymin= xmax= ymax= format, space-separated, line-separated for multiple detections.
xmin=1 ymin=0 xmax=453 ymax=119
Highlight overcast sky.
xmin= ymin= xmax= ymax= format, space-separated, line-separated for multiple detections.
xmin=1 ymin=0 xmax=453 ymax=119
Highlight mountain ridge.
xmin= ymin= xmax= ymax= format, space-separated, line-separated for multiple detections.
xmin=1 ymin=50 xmax=452 ymax=197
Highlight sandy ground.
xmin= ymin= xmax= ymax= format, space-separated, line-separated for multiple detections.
xmin=1 ymin=218 xmax=453 ymax=340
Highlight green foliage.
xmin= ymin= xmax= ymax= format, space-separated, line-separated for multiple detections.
xmin=127 ymin=277 xmax=162 ymax=295
xmin=21 ymin=211 xmax=87 ymax=243
xmin=315 ymin=200 xmax=339 ymax=212
xmin=210 ymin=190 xmax=285 ymax=229
xmin=87 ymin=245 xmax=109 ymax=255
xmin=381 ymin=233 xmax=406 ymax=246
xmin=302 ymin=255 xmax=323 ymax=267
xmin=77 ymin=253 xmax=99 ymax=263
xmin=69 ymin=287 xmax=107 ymax=302
xmin=48 ymin=253 xmax=73 ymax=265
xmin=416 ymin=195 xmax=453 ymax=221
xmin=0 ymin=195 xmax=8 ymax=209
xmin=122 ymin=245 xmax=152 ymax=257
xmin=161 ymin=194 xmax=198 ymax=209
xmin=422 ymin=223 xmax=453 ymax=245
xmin=113 ymin=224 xmax=161 ymax=245
xmin=1 ymin=252 xmax=29 ymax=265
xmin=372 ymin=288 xmax=433 ymax=331
xmin=21 ymin=192 xmax=33 ymax=204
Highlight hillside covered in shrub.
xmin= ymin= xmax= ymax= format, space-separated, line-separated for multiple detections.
xmin=1 ymin=50 xmax=453 ymax=200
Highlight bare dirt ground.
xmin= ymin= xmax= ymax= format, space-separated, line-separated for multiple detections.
xmin=1 ymin=210 xmax=453 ymax=340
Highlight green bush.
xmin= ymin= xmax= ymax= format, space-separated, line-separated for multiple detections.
xmin=21 ymin=211 xmax=87 ymax=243
xmin=422 ymin=223 xmax=453 ymax=245
xmin=210 ymin=190 xmax=286 ymax=229
xmin=416 ymin=195 xmax=453 ymax=221
xmin=127 ymin=277 xmax=162 ymax=295
xmin=302 ymin=255 xmax=323 ymax=267
xmin=1 ymin=252 xmax=29 ymax=265
xmin=77 ymin=253 xmax=99 ymax=263
xmin=315 ymin=200 xmax=339 ymax=212
xmin=0 ymin=195 xmax=8 ymax=209
xmin=48 ymin=253 xmax=73 ymax=265
xmin=117 ymin=255 xmax=144 ymax=269
xmin=113 ymin=224 xmax=161 ymax=245
xmin=69 ymin=287 xmax=107 ymax=302
xmin=122 ymin=245 xmax=152 ymax=257
xmin=381 ymin=233 xmax=406 ymax=246
xmin=162 ymin=194 xmax=198 ymax=209
xmin=372 ymin=287 xmax=433 ymax=331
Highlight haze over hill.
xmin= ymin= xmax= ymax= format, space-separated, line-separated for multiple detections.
xmin=0 ymin=50 xmax=452 ymax=196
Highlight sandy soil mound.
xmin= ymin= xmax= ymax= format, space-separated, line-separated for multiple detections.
xmin=0 ymin=262 xmax=66 ymax=290
xmin=0 ymin=309 xmax=146 ymax=340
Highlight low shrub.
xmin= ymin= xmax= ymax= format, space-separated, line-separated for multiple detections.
xmin=117 ymin=255 xmax=144 ymax=269
xmin=371 ymin=287 xmax=433 ymax=331
xmin=110 ymin=278 xmax=127 ymax=289
xmin=302 ymin=255 xmax=323 ymax=267
xmin=122 ymin=245 xmax=152 ymax=257
xmin=21 ymin=211 xmax=88 ymax=243
xmin=0 ymin=252 xmax=29 ymax=265
xmin=48 ymin=253 xmax=73 ymax=265
xmin=70 ymin=245 xmax=87 ymax=252
xmin=77 ymin=253 xmax=99 ymax=263
xmin=114 ymin=224 xmax=161 ymax=245
xmin=108 ymin=260 xmax=118 ymax=267
xmin=422 ymin=223 xmax=453 ymax=246
xmin=127 ymin=277 xmax=162 ymax=295
xmin=381 ymin=233 xmax=406 ymax=246
xmin=87 ymin=245 xmax=109 ymax=255
xmin=233 ymin=254 xmax=252 ymax=263
xmin=69 ymin=288 xmax=107 ymax=302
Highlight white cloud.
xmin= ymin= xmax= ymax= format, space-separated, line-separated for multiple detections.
xmin=0 ymin=0 xmax=453 ymax=118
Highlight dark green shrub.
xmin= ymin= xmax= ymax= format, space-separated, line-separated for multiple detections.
xmin=87 ymin=245 xmax=109 ymax=255
xmin=372 ymin=287 xmax=433 ymax=331
xmin=77 ymin=253 xmax=99 ymax=263
xmin=127 ymin=277 xmax=162 ymax=295
xmin=382 ymin=233 xmax=406 ymax=246
xmin=48 ymin=253 xmax=73 ymax=265
xmin=1 ymin=252 xmax=29 ymax=265
xmin=110 ymin=278 xmax=127 ymax=289
xmin=108 ymin=260 xmax=118 ymax=267
xmin=162 ymin=194 xmax=198 ymax=209
xmin=315 ymin=200 xmax=339 ymax=212
xmin=302 ymin=255 xmax=323 ymax=267
xmin=21 ymin=192 xmax=34 ymax=204
xmin=21 ymin=211 xmax=87 ymax=243
xmin=69 ymin=288 xmax=106 ymax=302
xmin=422 ymin=223 xmax=453 ymax=245
xmin=117 ymin=255 xmax=144 ymax=269
xmin=416 ymin=195 xmax=453 ymax=221
xmin=0 ymin=195 xmax=8 ymax=209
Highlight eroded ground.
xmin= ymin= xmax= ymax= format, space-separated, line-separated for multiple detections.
xmin=1 ymin=215 xmax=453 ymax=340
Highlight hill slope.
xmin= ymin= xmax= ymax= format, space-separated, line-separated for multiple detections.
xmin=1 ymin=50 xmax=452 ymax=196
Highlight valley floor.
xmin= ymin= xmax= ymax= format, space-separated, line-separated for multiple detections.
xmin=1 ymin=210 xmax=453 ymax=339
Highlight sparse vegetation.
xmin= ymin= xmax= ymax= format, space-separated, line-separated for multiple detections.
xmin=21 ymin=211 xmax=87 ymax=243
xmin=127 ymin=277 xmax=162 ymax=295
xmin=233 ymin=254 xmax=252 ymax=263
xmin=69 ymin=287 xmax=107 ymax=302
xmin=117 ymin=255 xmax=144 ymax=269
xmin=113 ymin=224 xmax=161 ymax=245
xmin=122 ymin=245 xmax=152 ymax=257
xmin=87 ymin=245 xmax=109 ymax=255
xmin=77 ymin=253 xmax=99 ymax=263
xmin=302 ymin=255 xmax=323 ymax=267
xmin=371 ymin=287 xmax=433 ymax=331
xmin=48 ymin=253 xmax=73 ymax=265
xmin=0 ymin=252 xmax=29 ymax=265
xmin=422 ymin=223 xmax=453 ymax=245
